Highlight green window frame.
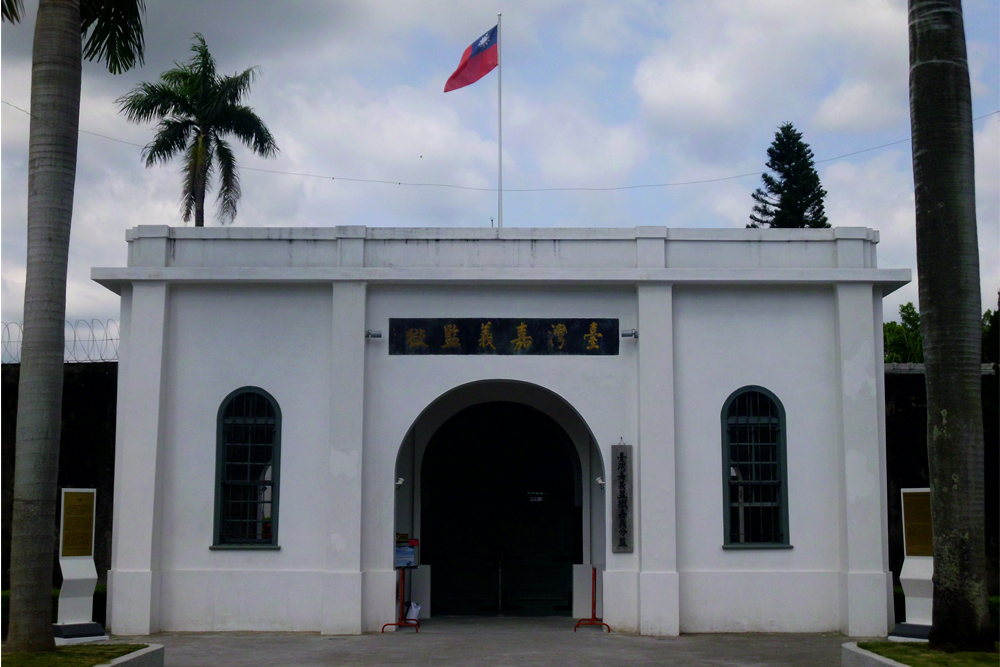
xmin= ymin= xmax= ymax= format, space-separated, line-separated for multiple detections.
xmin=212 ymin=387 xmax=281 ymax=549
xmin=721 ymin=386 xmax=791 ymax=549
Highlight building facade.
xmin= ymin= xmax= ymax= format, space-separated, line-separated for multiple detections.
xmin=94 ymin=225 xmax=908 ymax=636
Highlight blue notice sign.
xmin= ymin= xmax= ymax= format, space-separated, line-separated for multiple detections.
xmin=395 ymin=545 xmax=416 ymax=568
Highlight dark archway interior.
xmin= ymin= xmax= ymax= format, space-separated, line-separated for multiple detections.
xmin=421 ymin=401 xmax=581 ymax=616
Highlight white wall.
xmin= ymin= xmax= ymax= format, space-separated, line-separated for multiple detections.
xmin=157 ymin=284 xmax=334 ymax=630
xmin=672 ymin=285 xmax=842 ymax=631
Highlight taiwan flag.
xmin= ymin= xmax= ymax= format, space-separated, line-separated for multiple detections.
xmin=444 ymin=25 xmax=498 ymax=92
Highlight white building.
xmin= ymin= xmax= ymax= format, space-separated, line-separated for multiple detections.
xmin=93 ymin=225 xmax=909 ymax=637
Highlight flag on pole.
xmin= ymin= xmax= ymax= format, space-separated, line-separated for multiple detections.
xmin=444 ymin=26 xmax=498 ymax=92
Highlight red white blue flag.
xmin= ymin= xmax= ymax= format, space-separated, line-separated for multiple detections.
xmin=444 ymin=26 xmax=498 ymax=92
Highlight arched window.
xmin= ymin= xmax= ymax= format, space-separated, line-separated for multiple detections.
xmin=721 ymin=386 xmax=790 ymax=547
xmin=213 ymin=387 xmax=280 ymax=548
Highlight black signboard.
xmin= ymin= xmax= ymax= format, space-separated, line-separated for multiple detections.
xmin=389 ymin=318 xmax=619 ymax=355
xmin=611 ymin=443 xmax=633 ymax=553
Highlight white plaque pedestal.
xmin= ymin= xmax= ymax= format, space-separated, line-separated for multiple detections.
xmin=54 ymin=489 xmax=107 ymax=645
xmin=54 ymin=557 xmax=106 ymax=644
xmin=899 ymin=556 xmax=933 ymax=626
xmin=890 ymin=488 xmax=932 ymax=642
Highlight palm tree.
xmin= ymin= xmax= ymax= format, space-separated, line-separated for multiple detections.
xmin=3 ymin=0 xmax=145 ymax=652
xmin=908 ymin=0 xmax=992 ymax=651
xmin=118 ymin=34 xmax=278 ymax=227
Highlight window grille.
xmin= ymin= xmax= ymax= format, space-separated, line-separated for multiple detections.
xmin=215 ymin=388 xmax=280 ymax=547
xmin=722 ymin=387 xmax=789 ymax=546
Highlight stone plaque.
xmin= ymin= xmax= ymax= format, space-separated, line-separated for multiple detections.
xmin=388 ymin=318 xmax=619 ymax=355
xmin=611 ymin=443 xmax=633 ymax=553
xmin=902 ymin=488 xmax=932 ymax=557
xmin=61 ymin=489 xmax=95 ymax=558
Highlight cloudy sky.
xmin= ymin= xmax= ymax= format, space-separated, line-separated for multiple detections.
xmin=2 ymin=0 xmax=998 ymax=326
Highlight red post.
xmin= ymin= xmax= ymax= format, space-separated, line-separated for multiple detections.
xmin=381 ymin=568 xmax=420 ymax=633
xmin=573 ymin=566 xmax=610 ymax=632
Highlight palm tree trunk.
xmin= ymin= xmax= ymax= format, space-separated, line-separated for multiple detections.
xmin=194 ymin=134 xmax=207 ymax=227
xmin=7 ymin=0 xmax=81 ymax=652
xmin=908 ymin=0 xmax=991 ymax=651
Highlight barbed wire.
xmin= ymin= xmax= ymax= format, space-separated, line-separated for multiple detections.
xmin=2 ymin=320 xmax=120 ymax=364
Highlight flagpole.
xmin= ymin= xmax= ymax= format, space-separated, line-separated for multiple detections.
xmin=497 ymin=12 xmax=502 ymax=229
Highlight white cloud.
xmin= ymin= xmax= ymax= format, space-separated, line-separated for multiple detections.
xmin=510 ymin=97 xmax=645 ymax=186
xmin=634 ymin=51 xmax=740 ymax=129
xmin=814 ymin=80 xmax=907 ymax=131
xmin=560 ymin=0 xmax=652 ymax=55
xmin=632 ymin=0 xmax=909 ymax=158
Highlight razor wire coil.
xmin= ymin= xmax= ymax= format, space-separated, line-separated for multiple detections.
xmin=2 ymin=320 xmax=120 ymax=363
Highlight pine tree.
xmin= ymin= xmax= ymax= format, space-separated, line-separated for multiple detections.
xmin=749 ymin=122 xmax=829 ymax=228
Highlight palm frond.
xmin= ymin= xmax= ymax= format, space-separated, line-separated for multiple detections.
xmin=217 ymin=106 xmax=279 ymax=158
xmin=213 ymin=137 xmax=240 ymax=225
xmin=180 ymin=144 xmax=197 ymax=223
xmin=81 ymin=0 xmax=145 ymax=75
xmin=142 ymin=118 xmax=195 ymax=167
xmin=2 ymin=0 xmax=23 ymax=23
xmin=188 ymin=33 xmax=217 ymax=114
xmin=159 ymin=65 xmax=196 ymax=90
xmin=117 ymin=81 xmax=194 ymax=123
xmin=204 ymin=144 xmax=216 ymax=198
xmin=215 ymin=67 xmax=259 ymax=107
xmin=180 ymin=135 xmax=212 ymax=223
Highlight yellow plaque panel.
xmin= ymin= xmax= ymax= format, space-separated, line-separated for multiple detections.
xmin=61 ymin=491 xmax=95 ymax=558
xmin=902 ymin=490 xmax=932 ymax=558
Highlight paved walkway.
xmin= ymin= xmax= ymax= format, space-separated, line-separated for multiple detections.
xmin=122 ymin=617 xmax=871 ymax=666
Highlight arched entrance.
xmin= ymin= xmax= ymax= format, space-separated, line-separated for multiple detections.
xmin=393 ymin=380 xmax=606 ymax=619
xmin=422 ymin=402 xmax=579 ymax=615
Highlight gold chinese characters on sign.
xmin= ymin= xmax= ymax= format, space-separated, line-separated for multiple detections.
xmin=478 ymin=321 xmax=496 ymax=351
xmin=61 ymin=490 xmax=95 ymax=558
xmin=388 ymin=318 xmax=620 ymax=355
xmin=512 ymin=322 xmax=533 ymax=352
xmin=405 ymin=328 xmax=429 ymax=350
xmin=442 ymin=324 xmax=461 ymax=350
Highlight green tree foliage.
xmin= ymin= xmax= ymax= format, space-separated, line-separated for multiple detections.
xmin=3 ymin=0 xmax=145 ymax=653
xmin=748 ymin=122 xmax=829 ymax=229
xmin=117 ymin=34 xmax=278 ymax=227
xmin=884 ymin=302 xmax=924 ymax=363
xmin=982 ymin=307 xmax=998 ymax=365
xmin=2 ymin=0 xmax=22 ymax=22
xmin=883 ymin=302 xmax=997 ymax=364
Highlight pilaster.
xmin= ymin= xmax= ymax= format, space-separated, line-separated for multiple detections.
xmin=834 ymin=283 xmax=891 ymax=636
xmin=321 ymin=281 xmax=367 ymax=634
xmin=108 ymin=281 xmax=168 ymax=635
xmin=636 ymin=282 xmax=679 ymax=636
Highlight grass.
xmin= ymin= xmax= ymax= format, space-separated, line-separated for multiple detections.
xmin=1 ymin=644 xmax=147 ymax=667
xmin=858 ymin=641 xmax=999 ymax=667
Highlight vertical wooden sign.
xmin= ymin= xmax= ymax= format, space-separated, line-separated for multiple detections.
xmin=611 ymin=443 xmax=633 ymax=553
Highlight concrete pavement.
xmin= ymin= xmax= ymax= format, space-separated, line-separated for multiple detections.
xmin=119 ymin=617 xmax=875 ymax=666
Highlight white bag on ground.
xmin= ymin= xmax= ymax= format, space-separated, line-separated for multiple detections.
xmin=405 ymin=602 xmax=421 ymax=620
